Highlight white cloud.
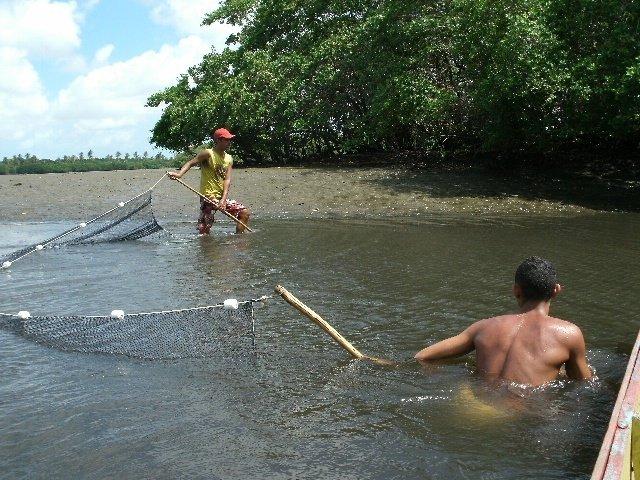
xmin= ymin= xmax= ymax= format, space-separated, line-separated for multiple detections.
xmin=56 ymin=35 xmax=209 ymax=115
xmin=0 ymin=47 xmax=50 ymax=147
xmin=93 ymin=44 xmax=114 ymax=65
xmin=144 ymin=0 xmax=237 ymax=52
xmin=0 ymin=0 xmax=84 ymax=155
xmin=0 ymin=48 xmax=44 ymax=96
xmin=0 ymin=1 xmax=234 ymax=158
xmin=0 ymin=0 xmax=82 ymax=59
xmin=5 ymin=36 xmax=211 ymax=156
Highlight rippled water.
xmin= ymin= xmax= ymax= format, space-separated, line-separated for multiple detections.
xmin=1 ymin=214 xmax=639 ymax=479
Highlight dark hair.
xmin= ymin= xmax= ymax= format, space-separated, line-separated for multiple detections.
xmin=514 ymin=256 xmax=558 ymax=301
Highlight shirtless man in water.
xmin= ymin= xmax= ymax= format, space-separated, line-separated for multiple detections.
xmin=415 ymin=256 xmax=592 ymax=387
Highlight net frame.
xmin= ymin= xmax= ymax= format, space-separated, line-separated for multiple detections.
xmin=1 ymin=173 xmax=166 ymax=267
xmin=0 ymin=296 xmax=270 ymax=360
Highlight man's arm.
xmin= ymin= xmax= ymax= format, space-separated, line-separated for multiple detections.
xmin=414 ymin=323 xmax=479 ymax=362
xmin=565 ymin=326 xmax=592 ymax=380
xmin=167 ymin=150 xmax=209 ymax=179
xmin=219 ymin=164 xmax=233 ymax=209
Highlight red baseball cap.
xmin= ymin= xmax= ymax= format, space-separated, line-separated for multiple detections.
xmin=213 ymin=128 xmax=235 ymax=140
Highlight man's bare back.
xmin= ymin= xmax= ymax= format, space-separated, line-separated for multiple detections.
xmin=469 ymin=309 xmax=590 ymax=385
xmin=415 ymin=257 xmax=592 ymax=387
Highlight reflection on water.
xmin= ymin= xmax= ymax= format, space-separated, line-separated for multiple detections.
xmin=1 ymin=215 xmax=639 ymax=479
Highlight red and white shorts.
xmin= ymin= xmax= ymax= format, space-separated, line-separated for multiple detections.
xmin=199 ymin=197 xmax=247 ymax=224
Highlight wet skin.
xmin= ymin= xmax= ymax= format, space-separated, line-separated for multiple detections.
xmin=415 ymin=284 xmax=593 ymax=387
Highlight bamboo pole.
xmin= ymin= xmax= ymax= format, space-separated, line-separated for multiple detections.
xmin=275 ymin=285 xmax=395 ymax=366
xmin=167 ymin=173 xmax=253 ymax=232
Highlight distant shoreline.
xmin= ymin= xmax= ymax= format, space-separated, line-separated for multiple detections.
xmin=3 ymin=148 xmax=638 ymax=177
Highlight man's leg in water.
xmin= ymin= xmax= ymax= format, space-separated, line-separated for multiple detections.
xmin=198 ymin=199 xmax=215 ymax=235
xmin=455 ymin=382 xmax=525 ymax=421
xmin=225 ymin=200 xmax=250 ymax=234
xmin=236 ymin=208 xmax=250 ymax=234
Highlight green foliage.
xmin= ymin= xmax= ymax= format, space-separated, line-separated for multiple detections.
xmin=0 ymin=152 xmax=179 ymax=175
xmin=149 ymin=0 xmax=640 ymax=162
xmin=451 ymin=0 xmax=640 ymax=151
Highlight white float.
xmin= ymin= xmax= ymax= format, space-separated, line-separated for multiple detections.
xmin=110 ymin=310 xmax=125 ymax=319
xmin=17 ymin=311 xmax=31 ymax=319
xmin=223 ymin=299 xmax=239 ymax=310
xmin=2 ymin=261 xmax=11 ymax=269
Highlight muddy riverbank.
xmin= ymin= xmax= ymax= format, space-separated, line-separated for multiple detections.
xmin=0 ymin=165 xmax=638 ymax=223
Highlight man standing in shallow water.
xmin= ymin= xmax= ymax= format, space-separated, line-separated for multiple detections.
xmin=168 ymin=128 xmax=250 ymax=234
xmin=415 ymin=256 xmax=592 ymax=387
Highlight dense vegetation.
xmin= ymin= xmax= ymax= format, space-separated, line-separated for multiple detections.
xmin=0 ymin=152 xmax=182 ymax=175
xmin=148 ymin=0 xmax=640 ymax=166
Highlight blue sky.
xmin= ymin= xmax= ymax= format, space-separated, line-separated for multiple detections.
xmin=0 ymin=0 xmax=236 ymax=159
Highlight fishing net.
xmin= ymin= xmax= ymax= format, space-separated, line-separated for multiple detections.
xmin=0 ymin=302 xmax=256 ymax=360
xmin=1 ymin=179 xmax=164 ymax=267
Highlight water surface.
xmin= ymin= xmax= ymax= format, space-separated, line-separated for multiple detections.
xmin=1 ymin=214 xmax=639 ymax=479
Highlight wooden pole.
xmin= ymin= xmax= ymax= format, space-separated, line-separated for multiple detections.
xmin=275 ymin=285 xmax=395 ymax=366
xmin=168 ymin=173 xmax=254 ymax=232
xmin=591 ymin=329 xmax=640 ymax=479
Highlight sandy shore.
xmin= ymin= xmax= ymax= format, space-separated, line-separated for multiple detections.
xmin=0 ymin=166 xmax=635 ymax=223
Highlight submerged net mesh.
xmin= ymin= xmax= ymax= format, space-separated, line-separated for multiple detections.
xmin=1 ymin=189 xmax=162 ymax=266
xmin=0 ymin=302 xmax=255 ymax=359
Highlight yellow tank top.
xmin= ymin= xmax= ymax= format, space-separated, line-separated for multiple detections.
xmin=200 ymin=148 xmax=233 ymax=198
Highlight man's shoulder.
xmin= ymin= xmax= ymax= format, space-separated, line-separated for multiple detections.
xmin=538 ymin=316 xmax=586 ymax=350
xmin=209 ymin=149 xmax=232 ymax=164
xmin=546 ymin=316 xmax=584 ymax=336
xmin=468 ymin=314 xmax=515 ymax=334
xmin=197 ymin=149 xmax=213 ymax=161
xmin=477 ymin=313 xmax=519 ymax=326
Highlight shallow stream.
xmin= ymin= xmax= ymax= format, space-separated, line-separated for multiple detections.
xmin=1 ymin=214 xmax=639 ymax=479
